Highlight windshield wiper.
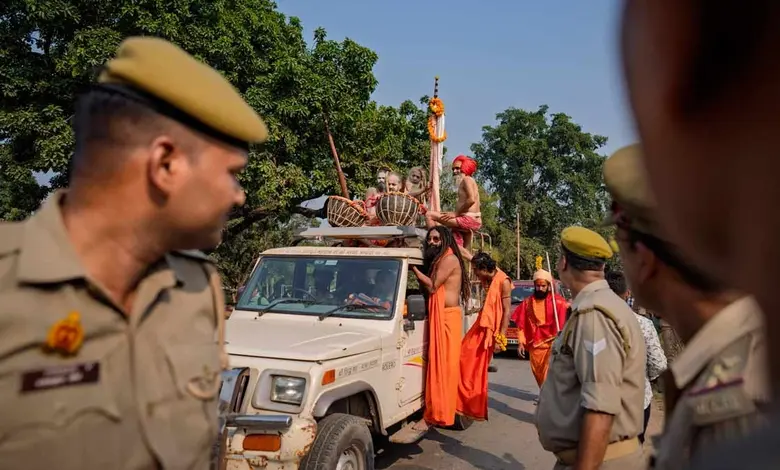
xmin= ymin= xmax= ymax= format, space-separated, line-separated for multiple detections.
xmin=318 ymin=301 xmax=388 ymax=321
xmin=256 ymin=298 xmax=317 ymax=317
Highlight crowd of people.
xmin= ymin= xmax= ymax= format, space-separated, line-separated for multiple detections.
xmin=360 ymin=155 xmax=483 ymax=251
xmin=411 ymin=140 xmax=773 ymax=470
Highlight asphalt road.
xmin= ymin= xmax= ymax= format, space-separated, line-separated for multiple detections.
xmin=375 ymin=354 xmax=664 ymax=470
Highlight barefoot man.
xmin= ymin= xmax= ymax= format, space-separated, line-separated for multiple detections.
xmin=457 ymin=252 xmax=512 ymax=420
xmin=410 ymin=226 xmax=470 ymax=433
xmin=426 ymin=155 xmax=481 ymax=250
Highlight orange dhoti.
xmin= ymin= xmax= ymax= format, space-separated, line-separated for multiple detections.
xmin=529 ymin=341 xmax=553 ymax=387
xmin=457 ymin=323 xmax=493 ymax=420
xmin=457 ymin=269 xmax=510 ymax=420
xmin=424 ymin=286 xmax=462 ymax=427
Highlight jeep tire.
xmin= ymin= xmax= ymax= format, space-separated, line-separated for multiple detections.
xmin=300 ymin=413 xmax=374 ymax=470
xmin=451 ymin=414 xmax=473 ymax=431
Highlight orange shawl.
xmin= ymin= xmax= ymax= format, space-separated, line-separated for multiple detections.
xmin=457 ymin=268 xmax=509 ymax=420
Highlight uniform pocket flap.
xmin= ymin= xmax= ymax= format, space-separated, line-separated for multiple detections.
xmin=164 ymin=342 xmax=221 ymax=400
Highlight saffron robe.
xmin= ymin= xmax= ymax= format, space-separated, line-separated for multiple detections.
xmin=457 ymin=269 xmax=510 ymax=420
xmin=423 ymin=249 xmax=463 ymax=427
xmin=511 ymin=293 xmax=568 ymax=387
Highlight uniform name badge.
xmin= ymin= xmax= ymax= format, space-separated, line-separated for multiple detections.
xmin=20 ymin=362 xmax=100 ymax=394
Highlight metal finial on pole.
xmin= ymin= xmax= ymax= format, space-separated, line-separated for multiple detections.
xmin=433 ymin=76 xmax=439 ymax=98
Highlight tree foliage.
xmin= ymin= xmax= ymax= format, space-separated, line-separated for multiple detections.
xmin=0 ymin=0 xmax=430 ymax=231
xmin=469 ymin=105 xmax=612 ymax=278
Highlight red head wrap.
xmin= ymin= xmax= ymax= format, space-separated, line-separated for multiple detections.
xmin=453 ymin=155 xmax=477 ymax=176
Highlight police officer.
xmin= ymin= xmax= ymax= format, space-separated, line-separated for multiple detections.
xmin=536 ymin=226 xmax=646 ymax=469
xmin=603 ymin=143 xmax=770 ymax=470
xmin=620 ymin=2 xmax=780 ymax=468
xmin=0 ymin=37 xmax=267 ymax=469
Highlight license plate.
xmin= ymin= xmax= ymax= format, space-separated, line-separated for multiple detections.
xmin=506 ymin=328 xmax=518 ymax=338
xmin=507 ymin=339 xmax=518 ymax=345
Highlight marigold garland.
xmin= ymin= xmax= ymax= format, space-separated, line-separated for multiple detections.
xmin=427 ymin=97 xmax=447 ymax=143
xmin=494 ymin=332 xmax=508 ymax=352
xmin=427 ymin=116 xmax=447 ymax=143
xmin=429 ymin=97 xmax=445 ymax=117
xmin=535 ymin=255 xmax=543 ymax=271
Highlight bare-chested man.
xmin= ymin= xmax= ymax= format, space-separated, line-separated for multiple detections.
xmin=408 ymin=226 xmax=470 ymax=434
xmin=425 ymin=155 xmax=482 ymax=250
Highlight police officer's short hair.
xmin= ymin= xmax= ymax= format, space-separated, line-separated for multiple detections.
xmin=563 ymin=249 xmax=604 ymax=273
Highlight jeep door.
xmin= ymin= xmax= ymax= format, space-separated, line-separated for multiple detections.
xmin=398 ymin=263 xmax=427 ymax=406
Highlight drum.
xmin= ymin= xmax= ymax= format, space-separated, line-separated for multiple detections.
xmin=326 ymin=196 xmax=368 ymax=228
xmin=376 ymin=192 xmax=426 ymax=226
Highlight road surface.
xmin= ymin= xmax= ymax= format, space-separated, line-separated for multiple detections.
xmin=376 ymin=354 xmax=664 ymax=470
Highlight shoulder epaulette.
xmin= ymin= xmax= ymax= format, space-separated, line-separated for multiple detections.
xmin=569 ymin=304 xmax=632 ymax=354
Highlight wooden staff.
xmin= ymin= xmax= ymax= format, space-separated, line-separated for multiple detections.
xmin=546 ymin=251 xmax=561 ymax=333
xmin=323 ymin=112 xmax=349 ymax=199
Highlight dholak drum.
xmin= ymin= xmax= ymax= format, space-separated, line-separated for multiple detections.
xmin=326 ymin=196 xmax=368 ymax=227
xmin=376 ymin=192 xmax=426 ymax=226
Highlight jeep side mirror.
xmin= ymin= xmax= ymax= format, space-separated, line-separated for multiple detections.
xmin=406 ymin=294 xmax=426 ymax=322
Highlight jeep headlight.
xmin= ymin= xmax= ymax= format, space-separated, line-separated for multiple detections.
xmin=270 ymin=376 xmax=306 ymax=405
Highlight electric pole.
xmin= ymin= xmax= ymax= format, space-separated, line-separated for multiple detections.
xmin=515 ymin=209 xmax=521 ymax=279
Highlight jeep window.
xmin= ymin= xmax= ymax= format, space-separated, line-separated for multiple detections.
xmin=237 ymin=256 xmax=401 ymax=319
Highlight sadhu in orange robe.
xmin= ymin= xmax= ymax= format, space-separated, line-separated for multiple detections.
xmin=424 ymin=248 xmax=463 ymax=427
xmin=510 ymin=284 xmax=569 ymax=387
xmin=457 ymin=268 xmax=510 ymax=420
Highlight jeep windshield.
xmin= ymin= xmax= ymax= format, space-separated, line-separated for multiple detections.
xmin=237 ymin=256 xmax=401 ymax=320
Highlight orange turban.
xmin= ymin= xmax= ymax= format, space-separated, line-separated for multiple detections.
xmin=454 ymin=155 xmax=477 ymax=176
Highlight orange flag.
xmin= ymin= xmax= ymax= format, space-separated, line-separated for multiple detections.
xmin=457 ymin=269 xmax=509 ymax=420
xmin=424 ymin=249 xmax=463 ymax=427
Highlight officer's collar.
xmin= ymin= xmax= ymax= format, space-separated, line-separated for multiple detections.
xmin=17 ymin=190 xmax=184 ymax=287
xmin=570 ymin=279 xmax=610 ymax=310
xmin=670 ymin=296 xmax=763 ymax=389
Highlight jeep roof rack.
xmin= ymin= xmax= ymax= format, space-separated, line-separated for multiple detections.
xmin=293 ymin=226 xmax=426 ymax=243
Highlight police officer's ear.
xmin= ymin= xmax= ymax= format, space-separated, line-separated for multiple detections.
xmin=146 ymin=127 xmax=198 ymax=195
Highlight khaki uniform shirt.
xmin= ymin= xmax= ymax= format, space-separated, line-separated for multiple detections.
xmin=0 ymin=192 xmax=224 ymax=470
xmin=536 ymin=280 xmax=646 ymax=454
xmin=651 ymin=296 xmax=770 ymax=470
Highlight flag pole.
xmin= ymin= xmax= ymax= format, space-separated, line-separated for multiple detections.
xmin=546 ymin=251 xmax=561 ymax=333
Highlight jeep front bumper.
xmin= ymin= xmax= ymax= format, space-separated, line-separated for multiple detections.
xmin=223 ymin=414 xmax=317 ymax=470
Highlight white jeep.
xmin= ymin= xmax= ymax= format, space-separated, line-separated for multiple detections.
xmin=217 ymin=226 xmax=481 ymax=470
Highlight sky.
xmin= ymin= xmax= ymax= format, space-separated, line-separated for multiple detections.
xmin=276 ymin=0 xmax=637 ymax=159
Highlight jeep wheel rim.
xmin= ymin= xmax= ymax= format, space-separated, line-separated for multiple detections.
xmin=336 ymin=443 xmax=364 ymax=470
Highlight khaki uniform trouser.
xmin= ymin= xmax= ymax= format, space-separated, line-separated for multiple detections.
xmin=553 ymin=438 xmax=643 ymax=470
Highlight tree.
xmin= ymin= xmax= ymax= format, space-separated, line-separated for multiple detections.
xmin=471 ymin=105 xmax=612 ymax=277
xmin=211 ymin=215 xmax=317 ymax=294
xmin=0 ymin=0 xmax=430 ymax=234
